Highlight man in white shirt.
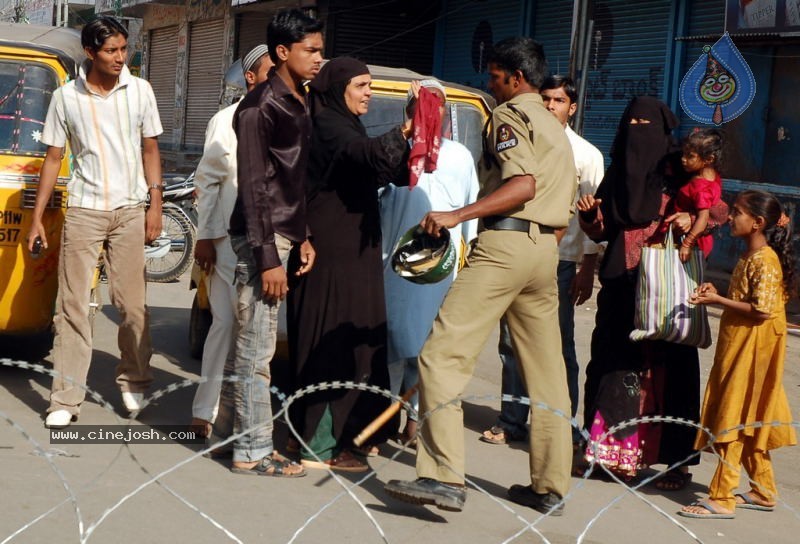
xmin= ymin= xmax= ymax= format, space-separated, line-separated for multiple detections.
xmin=27 ymin=17 xmax=163 ymax=428
xmin=481 ymin=75 xmax=604 ymax=448
xmin=189 ymin=45 xmax=274 ymax=437
xmin=380 ymin=79 xmax=480 ymax=446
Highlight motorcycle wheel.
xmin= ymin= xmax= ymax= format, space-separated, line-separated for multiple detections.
xmin=146 ymin=205 xmax=196 ymax=283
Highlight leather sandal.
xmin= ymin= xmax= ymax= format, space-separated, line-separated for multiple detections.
xmin=301 ymin=450 xmax=368 ymax=472
xmin=189 ymin=418 xmax=211 ymax=438
xmin=230 ymin=452 xmax=306 ymax=477
xmin=654 ymin=468 xmax=692 ymax=491
xmin=479 ymin=425 xmax=525 ymax=445
xmin=353 ymin=445 xmax=379 ymax=457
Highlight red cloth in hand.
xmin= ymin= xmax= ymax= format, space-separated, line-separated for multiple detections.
xmin=407 ymin=87 xmax=442 ymax=189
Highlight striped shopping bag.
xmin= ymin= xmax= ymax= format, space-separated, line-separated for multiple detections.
xmin=629 ymin=229 xmax=712 ymax=348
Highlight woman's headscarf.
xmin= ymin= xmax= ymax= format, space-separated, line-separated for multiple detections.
xmin=597 ymin=96 xmax=679 ymax=227
xmin=307 ymin=57 xmax=371 ymax=194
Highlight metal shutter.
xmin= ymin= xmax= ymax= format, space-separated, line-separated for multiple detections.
xmin=326 ymin=0 xmax=440 ymax=75
xmin=533 ymin=0 xmax=574 ymax=77
xmin=677 ymin=1 xmax=725 ymax=136
xmin=184 ymin=19 xmax=226 ymax=150
xmin=148 ymin=26 xmax=178 ymax=148
xmin=437 ymin=0 xmax=525 ymax=91
xmin=236 ymin=13 xmax=270 ymax=61
xmin=581 ymin=0 xmax=672 ymax=162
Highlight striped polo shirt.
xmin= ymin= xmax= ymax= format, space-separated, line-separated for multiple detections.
xmin=41 ymin=60 xmax=163 ymax=211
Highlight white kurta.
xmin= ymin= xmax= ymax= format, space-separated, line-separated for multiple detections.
xmin=191 ymin=101 xmax=239 ymax=422
xmin=380 ymin=138 xmax=479 ymax=362
xmin=194 ymin=100 xmax=240 ymax=285
xmin=558 ymin=125 xmax=605 ymax=263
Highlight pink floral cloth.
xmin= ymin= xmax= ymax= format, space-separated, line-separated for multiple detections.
xmin=585 ymin=410 xmax=643 ymax=478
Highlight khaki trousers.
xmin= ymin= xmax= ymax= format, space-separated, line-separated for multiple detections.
xmin=709 ymin=438 xmax=778 ymax=511
xmin=50 ymin=206 xmax=153 ymax=415
xmin=416 ymin=226 xmax=572 ymax=497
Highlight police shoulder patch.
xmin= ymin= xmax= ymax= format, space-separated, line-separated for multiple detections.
xmin=496 ymin=123 xmax=518 ymax=152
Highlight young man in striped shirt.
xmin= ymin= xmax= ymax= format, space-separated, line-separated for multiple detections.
xmin=27 ymin=16 xmax=163 ymax=429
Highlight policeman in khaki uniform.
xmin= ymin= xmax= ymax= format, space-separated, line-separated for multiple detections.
xmin=386 ymin=37 xmax=577 ymax=515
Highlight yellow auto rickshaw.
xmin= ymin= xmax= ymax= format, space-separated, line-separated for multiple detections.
xmin=188 ymin=63 xmax=494 ymax=359
xmin=0 ymin=23 xmax=86 ymax=340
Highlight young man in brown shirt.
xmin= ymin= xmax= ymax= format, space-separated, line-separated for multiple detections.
xmin=211 ymin=8 xmax=323 ymax=477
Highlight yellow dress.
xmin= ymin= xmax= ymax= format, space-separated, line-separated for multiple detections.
xmin=695 ymin=246 xmax=796 ymax=451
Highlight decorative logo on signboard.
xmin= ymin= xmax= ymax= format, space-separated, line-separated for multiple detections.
xmin=679 ymin=32 xmax=756 ymax=126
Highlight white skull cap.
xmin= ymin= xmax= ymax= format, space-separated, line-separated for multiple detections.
xmin=407 ymin=79 xmax=446 ymax=102
xmin=242 ymin=44 xmax=270 ymax=76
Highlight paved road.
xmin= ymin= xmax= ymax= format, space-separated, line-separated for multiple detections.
xmin=1 ymin=275 xmax=799 ymax=543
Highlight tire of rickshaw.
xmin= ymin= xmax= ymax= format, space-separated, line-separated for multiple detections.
xmin=145 ymin=205 xmax=196 ymax=283
xmin=189 ymin=294 xmax=212 ymax=360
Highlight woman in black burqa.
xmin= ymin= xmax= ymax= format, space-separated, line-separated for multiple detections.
xmin=578 ymin=96 xmax=726 ymax=488
xmin=287 ymin=57 xmax=412 ymax=471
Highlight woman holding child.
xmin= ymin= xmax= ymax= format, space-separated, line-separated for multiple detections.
xmin=576 ymin=96 xmax=727 ymax=488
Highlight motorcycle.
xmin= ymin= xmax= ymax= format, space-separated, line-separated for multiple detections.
xmin=145 ymin=172 xmax=197 ymax=283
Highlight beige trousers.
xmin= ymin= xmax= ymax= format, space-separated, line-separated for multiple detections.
xmin=49 ymin=206 xmax=153 ymax=415
xmin=416 ymin=226 xmax=572 ymax=497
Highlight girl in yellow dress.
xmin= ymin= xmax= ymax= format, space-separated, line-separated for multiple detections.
xmin=679 ymin=189 xmax=796 ymax=519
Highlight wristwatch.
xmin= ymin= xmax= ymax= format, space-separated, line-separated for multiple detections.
xmin=147 ymin=184 xmax=164 ymax=192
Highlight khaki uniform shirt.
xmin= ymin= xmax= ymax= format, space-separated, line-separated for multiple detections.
xmin=478 ymin=92 xmax=576 ymax=228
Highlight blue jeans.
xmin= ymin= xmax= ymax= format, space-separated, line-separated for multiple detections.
xmin=212 ymin=233 xmax=292 ymax=463
xmin=497 ymin=260 xmax=581 ymax=442
xmin=496 ymin=315 xmax=529 ymax=439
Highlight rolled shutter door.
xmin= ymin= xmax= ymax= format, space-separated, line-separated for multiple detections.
xmin=148 ymin=26 xmax=178 ymax=147
xmin=236 ymin=14 xmax=269 ymax=61
xmin=437 ymin=0 xmax=525 ymax=91
xmin=326 ymin=0 xmax=439 ymax=75
xmin=533 ymin=0 xmax=574 ymax=77
xmin=582 ymin=0 xmax=672 ymax=161
xmin=678 ymin=1 xmax=725 ymax=134
xmin=184 ymin=19 xmax=226 ymax=150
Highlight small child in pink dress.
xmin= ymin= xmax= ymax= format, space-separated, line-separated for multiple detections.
xmin=667 ymin=129 xmax=724 ymax=261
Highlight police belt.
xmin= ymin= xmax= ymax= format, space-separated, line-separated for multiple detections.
xmin=484 ymin=215 xmax=555 ymax=234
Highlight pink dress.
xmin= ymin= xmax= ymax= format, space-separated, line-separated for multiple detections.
xmin=668 ymin=173 xmax=722 ymax=258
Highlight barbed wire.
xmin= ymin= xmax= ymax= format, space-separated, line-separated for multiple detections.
xmin=2 ymin=356 xmax=799 ymax=543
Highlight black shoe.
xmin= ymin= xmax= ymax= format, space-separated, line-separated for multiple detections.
xmin=385 ymin=478 xmax=466 ymax=512
xmin=507 ymin=484 xmax=564 ymax=516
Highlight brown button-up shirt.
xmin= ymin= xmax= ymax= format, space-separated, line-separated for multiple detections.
xmin=229 ymin=67 xmax=311 ymax=271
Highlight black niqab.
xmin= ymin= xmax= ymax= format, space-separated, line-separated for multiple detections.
xmin=597 ymin=96 xmax=679 ymax=227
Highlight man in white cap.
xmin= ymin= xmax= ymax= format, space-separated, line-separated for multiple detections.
xmin=190 ymin=44 xmax=273 ymax=437
xmin=379 ymin=79 xmax=479 ymax=447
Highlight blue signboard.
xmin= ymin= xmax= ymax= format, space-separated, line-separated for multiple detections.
xmin=679 ymin=32 xmax=756 ymax=126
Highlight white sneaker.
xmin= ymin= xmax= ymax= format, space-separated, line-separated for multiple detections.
xmin=121 ymin=391 xmax=144 ymax=412
xmin=45 ymin=410 xmax=74 ymax=429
